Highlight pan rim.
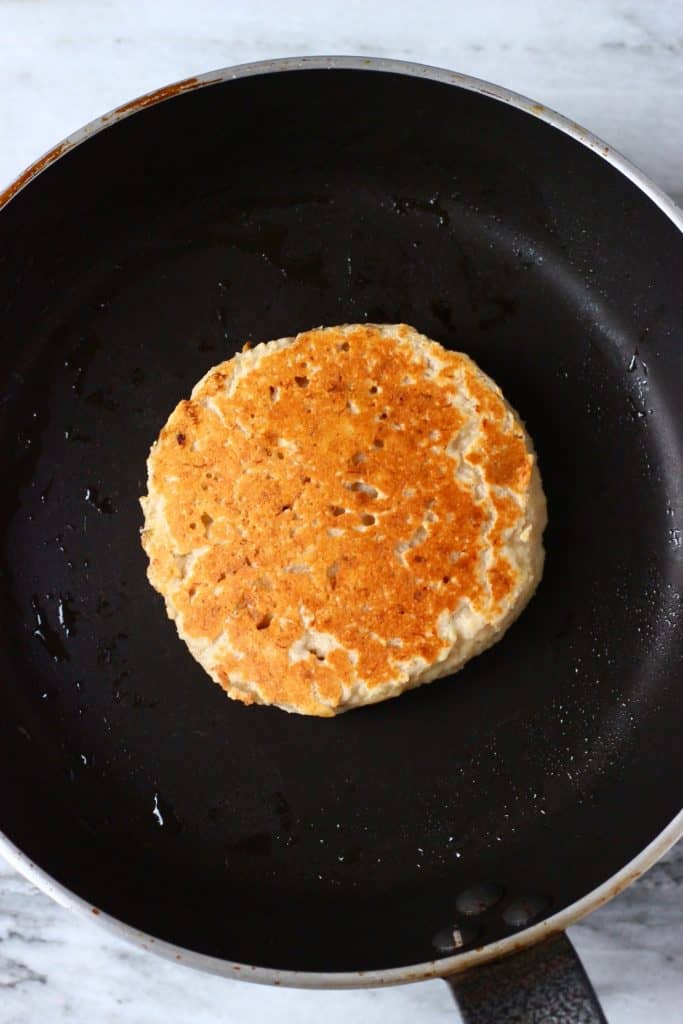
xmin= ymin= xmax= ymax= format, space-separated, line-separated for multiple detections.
xmin=1 ymin=810 xmax=681 ymax=986
xmin=1 ymin=53 xmax=682 ymax=233
xmin=0 ymin=53 xmax=681 ymax=987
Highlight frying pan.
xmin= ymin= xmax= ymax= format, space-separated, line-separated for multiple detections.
xmin=0 ymin=56 xmax=681 ymax=1023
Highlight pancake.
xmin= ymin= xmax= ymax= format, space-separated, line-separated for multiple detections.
xmin=140 ymin=323 xmax=546 ymax=716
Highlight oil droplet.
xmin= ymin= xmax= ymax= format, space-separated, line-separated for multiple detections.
xmin=64 ymin=426 xmax=92 ymax=443
xmin=389 ymin=193 xmax=450 ymax=227
xmin=152 ymin=793 xmax=164 ymax=827
xmin=84 ymin=487 xmax=116 ymax=514
xmin=31 ymin=597 xmax=69 ymax=661
xmin=57 ymin=596 xmax=78 ymax=637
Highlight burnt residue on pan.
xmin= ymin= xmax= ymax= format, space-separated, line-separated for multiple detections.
xmin=0 ymin=68 xmax=681 ymax=972
xmin=0 ymin=75 xmax=207 ymax=211
xmin=0 ymin=142 xmax=69 ymax=209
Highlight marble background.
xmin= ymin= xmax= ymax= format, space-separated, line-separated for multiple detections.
xmin=0 ymin=1 xmax=681 ymax=1021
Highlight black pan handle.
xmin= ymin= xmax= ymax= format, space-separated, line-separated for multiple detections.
xmin=444 ymin=932 xmax=608 ymax=1023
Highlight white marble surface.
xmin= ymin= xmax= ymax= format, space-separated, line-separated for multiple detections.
xmin=0 ymin=1 xmax=682 ymax=1022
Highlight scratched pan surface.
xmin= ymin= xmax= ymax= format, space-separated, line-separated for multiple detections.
xmin=0 ymin=68 xmax=681 ymax=972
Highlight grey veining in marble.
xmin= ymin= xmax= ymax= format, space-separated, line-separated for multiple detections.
xmin=0 ymin=1 xmax=681 ymax=1022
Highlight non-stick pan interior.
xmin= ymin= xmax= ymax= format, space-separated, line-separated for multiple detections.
xmin=0 ymin=68 xmax=681 ymax=971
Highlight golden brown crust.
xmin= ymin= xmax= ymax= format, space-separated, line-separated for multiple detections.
xmin=141 ymin=324 xmax=545 ymax=716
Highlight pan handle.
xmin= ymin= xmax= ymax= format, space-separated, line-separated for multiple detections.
xmin=444 ymin=932 xmax=608 ymax=1023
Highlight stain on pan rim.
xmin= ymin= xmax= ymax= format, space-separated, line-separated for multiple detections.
xmin=1 ymin=811 xmax=681 ymax=986
xmin=0 ymin=54 xmax=682 ymax=986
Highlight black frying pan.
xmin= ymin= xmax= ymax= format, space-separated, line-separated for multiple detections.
xmin=0 ymin=57 xmax=681 ymax=1022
